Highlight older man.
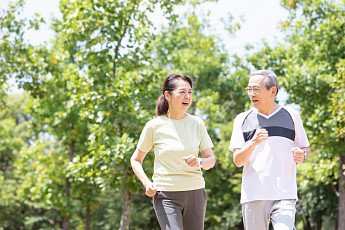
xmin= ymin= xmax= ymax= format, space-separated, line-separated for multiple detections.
xmin=229 ymin=70 xmax=311 ymax=230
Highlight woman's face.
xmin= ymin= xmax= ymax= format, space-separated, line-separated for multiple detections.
xmin=165 ymin=78 xmax=192 ymax=114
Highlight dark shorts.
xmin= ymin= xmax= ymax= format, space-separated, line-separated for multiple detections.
xmin=153 ymin=188 xmax=207 ymax=230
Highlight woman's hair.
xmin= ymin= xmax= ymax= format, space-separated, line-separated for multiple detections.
xmin=155 ymin=73 xmax=192 ymax=116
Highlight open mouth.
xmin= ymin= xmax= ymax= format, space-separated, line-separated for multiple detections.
xmin=182 ymin=102 xmax=189 ymax=106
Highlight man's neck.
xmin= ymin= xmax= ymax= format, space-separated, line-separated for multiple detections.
xmin=257 ymin=103 xmax=280 ymax=116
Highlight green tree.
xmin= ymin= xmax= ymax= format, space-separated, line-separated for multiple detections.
xmin=329 ymin=60 xmax=345 ymax=141
xmin=0 ymin=0 xmax=44 ymax=104
xmin=0 ymin=93 xmax=34 ymax=229
xmin=50 ymin=1 xmax=223 ymax=229
xmin=51 ymin=1 xmax=215 ymax=229
xmin=1 ymin=0 xmax=220 ymax=229
xmin=329 ymin=60 xmax=345 ymax=230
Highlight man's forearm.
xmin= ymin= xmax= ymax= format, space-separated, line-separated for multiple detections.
xmin=233 ymin=140 xmax=257 ymax=167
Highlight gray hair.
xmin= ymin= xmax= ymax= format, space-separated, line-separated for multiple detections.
xmin=250 ymin=70 xmax=279 ymax=95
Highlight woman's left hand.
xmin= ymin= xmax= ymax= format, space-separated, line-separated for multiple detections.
xmin=182 ymin=155 xmax=200 ymax=167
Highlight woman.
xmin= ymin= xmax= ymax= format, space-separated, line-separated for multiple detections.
xmin=131 ymin=73 xmax=216 ymax=230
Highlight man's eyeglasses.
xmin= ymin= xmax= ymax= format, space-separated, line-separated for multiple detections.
xmin=245 ymin=87 xmax=261 ymax=94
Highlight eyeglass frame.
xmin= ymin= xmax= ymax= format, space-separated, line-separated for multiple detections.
xmin=245 ymin=87 xmax=261 ymax=94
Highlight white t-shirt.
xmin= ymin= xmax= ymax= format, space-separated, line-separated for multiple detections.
xmin=229 ymin=106 xmax=310 ymax=204
xmin=137 ymin=114 xmax=214 ymax=191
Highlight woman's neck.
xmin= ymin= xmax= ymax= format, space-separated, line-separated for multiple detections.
xmin=166 ymin=110 xmax=186 ymax=120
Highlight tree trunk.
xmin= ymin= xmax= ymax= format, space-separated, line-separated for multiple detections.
xmin=119 ymin=186 xmax=132 ymax=230
xmin=316 ymin=216 xmax=322 ymax=230
xmin=85 ymin=205 xmax=91 ymax=230
xmin=303 ymin=215 xmax=312 ymax=230
xmin=62 ymin=176 xmax=70 ymax=230
xmin=338 ymin=153 xmax=345 ymax=230
xmin=234 ymin=221 xmax=244 ymax=230
xmin=63 ymin=133 xmax=75 ymax=230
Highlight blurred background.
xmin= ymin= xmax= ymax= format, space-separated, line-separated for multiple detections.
xmin=0 ymin=0 xmax=344 ymax=229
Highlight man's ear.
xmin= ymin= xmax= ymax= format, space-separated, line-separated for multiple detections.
xmin=164 ymin=91 xmax=170 ymax=102
xmin=271 ymin=86 xmax=277 ymax=97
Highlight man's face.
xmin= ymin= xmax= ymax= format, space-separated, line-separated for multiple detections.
xmin=246 ymin=74 xmax=276 ymax=111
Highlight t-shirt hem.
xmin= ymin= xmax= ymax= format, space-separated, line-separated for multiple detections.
xmin=137 ymin=145 xmax=152 ymax=153
xmin=228 ymin=146 xmax=241 ymax=152
xmin=155 ymin=180 xmax=205 ymax=192
xmin=241 ymin=196 xmax=298 ymax=204
xmin=200 ymin=144 xmax=214 ymax=152
xmin=157 ymin=185 xmax=205 ymax=192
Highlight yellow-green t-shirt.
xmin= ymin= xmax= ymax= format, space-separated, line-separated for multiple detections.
xmin=137 ymin=114 xmax=214 ymax=191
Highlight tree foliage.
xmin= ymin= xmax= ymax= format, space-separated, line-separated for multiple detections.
xmin=329 ymin=60 xmax=345 ymax=139
xmin=1 ymin=0 xmax=344 ymax=229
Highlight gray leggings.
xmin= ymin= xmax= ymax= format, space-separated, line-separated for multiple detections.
xmin=153 ymin=188 xmax=207 ymax=230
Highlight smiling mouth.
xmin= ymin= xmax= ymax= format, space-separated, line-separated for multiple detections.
xmin=182 ymin=102 xmax=189 ymax=105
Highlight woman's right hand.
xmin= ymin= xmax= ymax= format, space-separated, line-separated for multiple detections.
xmin=145 ymin=182 xmax=157 ymax=197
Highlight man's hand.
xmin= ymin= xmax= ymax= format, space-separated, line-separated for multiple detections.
xmin=252 ymin=128 xmax=268 ymax=145
xmin=233 ymin=128 xmax=268 ymax=167
xmin=291 ymin=147 xmax=305 ymax=163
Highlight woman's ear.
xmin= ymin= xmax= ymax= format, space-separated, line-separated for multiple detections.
xmin=164 ymin=91 xmax=171 ymax=102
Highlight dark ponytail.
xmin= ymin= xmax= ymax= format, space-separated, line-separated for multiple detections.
xmin=155 ymin=73 xmax=192 ymax=116
xmin=155 ymin=95 xmax=169 ymax=116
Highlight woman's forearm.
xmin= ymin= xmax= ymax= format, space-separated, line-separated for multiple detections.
xmin=200 ymin=148 xmax=216 ymax=170
xmin=130 ymin=149 xmax=152 ymax=188
xmin=200 ymin=155 xmax=215 ymax=170
xmin=131 ymin=159 xmax=151 ymax=187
